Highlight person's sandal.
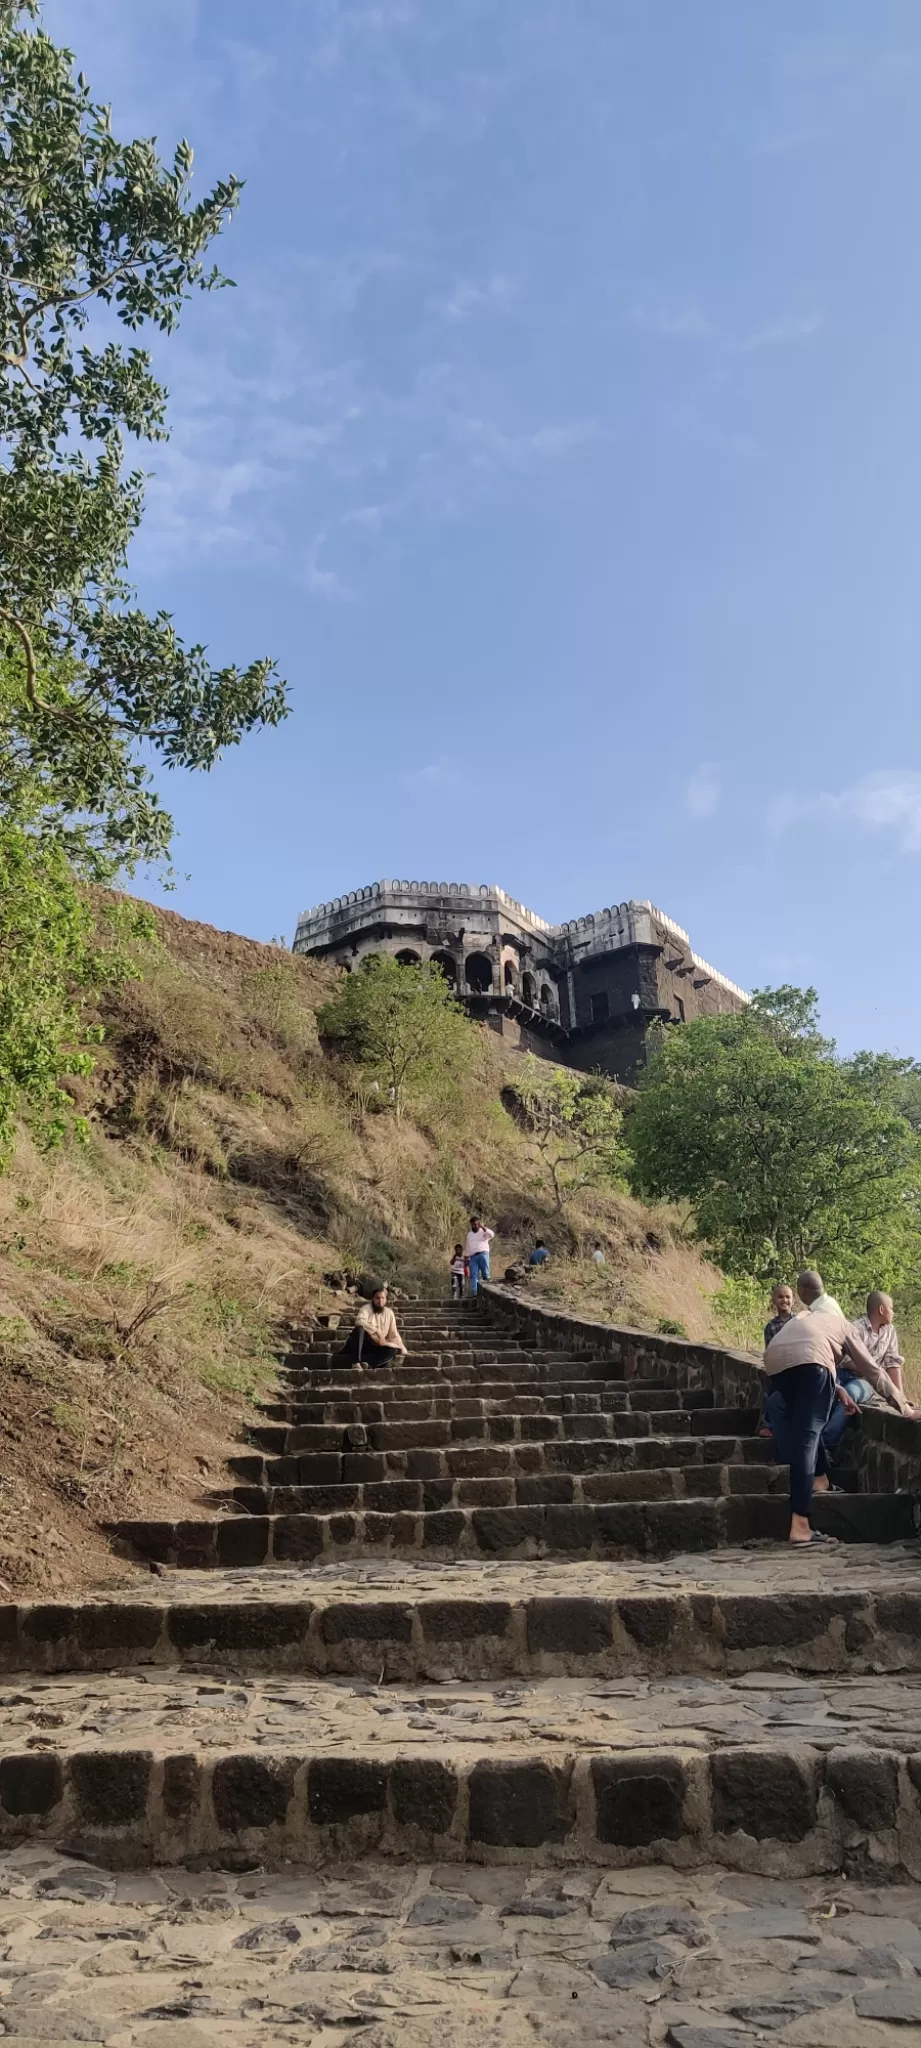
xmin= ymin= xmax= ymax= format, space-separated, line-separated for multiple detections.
xmin=789 ymin=1529 xmax=838 ymax=1546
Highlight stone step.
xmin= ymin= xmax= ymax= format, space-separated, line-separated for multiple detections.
xmin=5 ymin=1548 xmax=921 ymax=1682
xmin=257 ymin=1385 xmax=716 ymax=1425
xmin=281 ymin=1360 xmax=629 ymax=1387
xmin=247 ymin=1406 xmax=760 ymax=1456
xmin=106 ymin=1490 xmax=914 ymax=1570
xmin=214 ymin=1462 xmax=790 ymax=1516
xmin=228 ymin=1432 xmax=778 ymax=1488
xmin=3 ymin=1667 xmax=921 ymax=1873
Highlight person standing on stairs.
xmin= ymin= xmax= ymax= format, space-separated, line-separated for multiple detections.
xmin=465 ymin=1216 xmax=495 ymax=1296
xmin=337 ymin=1285 xmax=408 ymax=1372
xmin=449 ymin=1244 xmax=467 ymax=1299
xmin=763 ymin=1275 xmax=907 ymax=1546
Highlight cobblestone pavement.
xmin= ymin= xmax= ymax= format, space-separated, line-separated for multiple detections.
xmin=1 ymin=1843 xmax=920 ymax=2045
xmin=6 ymin=1668 xmax=921 ymax=1757
xmin=96 ymin=1541 xmax=921 ymax=1605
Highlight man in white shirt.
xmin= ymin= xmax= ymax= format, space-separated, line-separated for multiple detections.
xmin=851 ymin=1291 xmax=906 ymax=1397
xmin=465 ymin=1216 xmax=495 ymax=1296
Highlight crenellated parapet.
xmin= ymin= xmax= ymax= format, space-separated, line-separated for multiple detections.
xmin=292 ymin=879 xmax=747 ymax=1082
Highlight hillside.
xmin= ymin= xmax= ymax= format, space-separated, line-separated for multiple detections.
xmin=0 ymin=901 xmax=732 ymax=1596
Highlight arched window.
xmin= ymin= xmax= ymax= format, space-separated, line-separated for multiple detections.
xmin=540 ymin=983 xmax=553 ymax=1013
xmin=522 ymin=972 xmax=536 ymax=1007
xmin=504 ymin=961 xmax=518 ymax=991
xmin=430 ymin=950 xmax=458 ymax=986
xmin=395 ymin=949 xmax=422 ymax=966
xmin=464 ymin=952 xmax=493 ymax=994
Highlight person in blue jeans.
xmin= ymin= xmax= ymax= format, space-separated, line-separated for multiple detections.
xmin=763 ymin=1275 xmax=891 ymax=1545
xmin=464 ymin=1216 xmax=494 ymax=1296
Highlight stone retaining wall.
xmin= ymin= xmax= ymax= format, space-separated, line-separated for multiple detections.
xmin=858 ymin=1406 xmax=921 ymax=1497
xmin=479 ymin=1285 xmax=766 ymax=1410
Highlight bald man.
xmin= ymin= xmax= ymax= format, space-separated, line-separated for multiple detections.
xmin=849 ymin=1291 xmax=905 ymax=1397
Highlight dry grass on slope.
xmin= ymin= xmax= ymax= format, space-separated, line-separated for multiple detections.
xmin=0 ymin=900 xmax=735 ymax=1595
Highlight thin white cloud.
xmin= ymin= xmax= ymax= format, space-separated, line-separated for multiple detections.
xmin=740 ymin=312 xmax=823 ymax=352
xmin=305 ymin=535 xmax=354 ymax=603
xmin=685 ymin=764 xmax=721 ymax=822
xmin=433 ymin=274 xmax=516 ymax=324
xmin=628 ymin=302 xmax=713 ymax=341
xmin=771 ymin=770 xmax=921 ymax=853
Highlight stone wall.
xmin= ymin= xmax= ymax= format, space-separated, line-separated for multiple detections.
xmin=857 ymin=1407 xmax=921 ymax=1498
xmin=479 ymin=1284 xmax=763 ymax=1410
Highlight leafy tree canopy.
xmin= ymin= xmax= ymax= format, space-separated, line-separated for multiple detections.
xmin=0 ymin=0 xmax=287 ymax=877
xmin=511 ymin=1055 xmax=626 ymax=1233
xmin=626 ymin=990 xmax=921 ymax=1296
xmin=317 ymin=956 xmax=478 ymax=1118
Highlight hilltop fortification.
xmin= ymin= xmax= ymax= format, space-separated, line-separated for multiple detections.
xmin=292 ymin=879 xmax=746 ymax=1081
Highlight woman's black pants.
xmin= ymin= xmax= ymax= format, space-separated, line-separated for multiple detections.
xmin=768 ymin=1363 xmax=836 ymax=1517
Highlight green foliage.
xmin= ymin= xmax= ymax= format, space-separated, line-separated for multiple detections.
xmin=318 ymin=956 xmax=479 ymax=1118
xmin=627 ymin=991 xmax=921 ymax=1295
xmin=0 ymin=3 xmax=287 ymax=877
xmin=712 ymin=1273 xmax=766 ymax=1352
xmin=0 ymin=819 xmax=152 ymax=1160
xmin=511 ymin=1056 xmax=627 ymax=1224
xmin=656 ymin=1317 xmax=687 ymax=1338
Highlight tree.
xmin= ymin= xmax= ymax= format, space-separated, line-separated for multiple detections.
xmin=317 ymin=957 xmax=477 ymax=1118
xmin=512 ymin=1056 xmax=626 ymax=1234
xmin=626 ymin=993 xmax=921 ymax=1296
xmin=0 ymin=3 xmax=288 ymax=1154
xmin=0 ymin=817 xmax=151 ymax=1161
xmin=0 ymin=2 xmax=287 ymax=877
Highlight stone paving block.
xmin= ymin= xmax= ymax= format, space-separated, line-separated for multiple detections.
xmin=390 ymin=1759 xmax=458 ymax=1835
xmin=308 ymin=1758 xmax=388 ymax=1826
xmin=826 ymin=1749 xmax=900 ymax=1831
xmin=710 ymin=1749 xmax=818 ymax=1842
xmin=468 ymin=1760 xmax=572 ymax=1847
xmin=0 ymin=1753 xmax=64 ymax=1816
xmin=212 ymin=1755 xmax=293 ymax=1830
xmin=592 ymin=1753 xmax=688 ymax=1846
xmin=526 ymin=1596 xmax=613 ymax=1655
xmin=69 ymin=1750 xmax=151 ymax=1827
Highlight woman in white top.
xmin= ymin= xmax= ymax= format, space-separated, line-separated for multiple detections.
xmin=337 ymin=1286 xmax=408 ymax=1372
xmin=464 ymin=1217 xmax=495 ymax=1297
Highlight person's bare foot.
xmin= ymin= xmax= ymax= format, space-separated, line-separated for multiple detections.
xmin=813 ymin=1475 xmax=830 ymax=1493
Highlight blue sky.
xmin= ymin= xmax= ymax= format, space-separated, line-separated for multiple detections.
xmin=45 ymin=0 xmax=921 ymax=1055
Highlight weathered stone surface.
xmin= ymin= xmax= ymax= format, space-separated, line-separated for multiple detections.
xmin=468 ymin=1761 xmax=571 ymax=1846
xmin=0 ymin=1752 xmax=63 ymax=1815
xmin=710 ymin=1750 xmax=817 ymax=1842
xmin=69 ymin=1750 xmax=150 ymax=1826
xmin=592 ymin=1754 xmax=688 ymax=1846
xmin=308 ymin=1758 xmax=388 ymax=1825
xmin=526 ymin=1597 xmax=612 ymax=1654
xmin=390 ymin=1759 xmax=458 ymax=1834
xmin=211 ymin=1755 xmax=292 ymax=1830
xmin=827 ymin=1749 xmax=899 ymax=1830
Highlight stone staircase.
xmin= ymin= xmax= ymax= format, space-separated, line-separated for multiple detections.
xmin=2 ymin=1289 xmax=921 ymax=1899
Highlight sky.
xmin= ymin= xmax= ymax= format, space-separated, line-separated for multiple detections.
xmin=43 ymin=0 xmax=921 ymax=1055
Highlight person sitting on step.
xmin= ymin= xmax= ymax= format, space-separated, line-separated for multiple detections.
xmin=797 ymin=1271 xmax=910 ymax=1414
xmin=337 ymin=1285 xmax=408 ymax=1373
xmin=847 ymin=1290 xmax=906 ymax=1401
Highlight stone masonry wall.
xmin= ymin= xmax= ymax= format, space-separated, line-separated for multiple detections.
xmin=479 ymin=1284 xmax=763 ymax=1411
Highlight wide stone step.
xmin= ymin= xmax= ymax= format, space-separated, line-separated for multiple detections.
xmin=228 ymin=1432 xmax=778 ymax=1488
xmin=107 ymin=1490 xmax=914 ymax=1570
xmin=281 ymin=1360 xmax=629 ymax=1388
xmin=6 ymin=1549 xmax=921 ymax=1683
xmin=212 ymin=1462 xmax=791 ymax=1517
xmin=257 ymin=1385 xmax=715 ymax=1425
xmin=248 ymin=1406 xmax=759 ymax=1455
xmin=3 ymin=1666 xmax=921 ymax=1873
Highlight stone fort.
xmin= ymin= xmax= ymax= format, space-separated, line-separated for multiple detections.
xmin=292 ymin=880 xmax=747 ymax=1082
